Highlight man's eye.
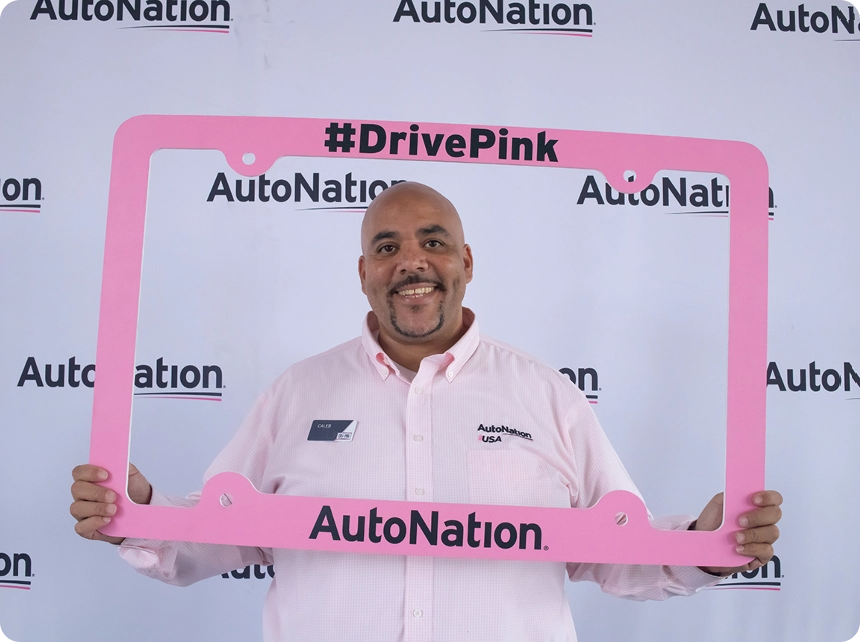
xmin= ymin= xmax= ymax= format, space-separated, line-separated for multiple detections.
xmin=378 ymin=244 xmax=396 ymax=254
xmin=425 ymin=240 xmax=442 ymax=248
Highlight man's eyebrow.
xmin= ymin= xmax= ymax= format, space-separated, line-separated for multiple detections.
xmin=370 ymin=230 xmax=399 ymax=245
xmin=418 ymin=224 xmax=451 ymax=237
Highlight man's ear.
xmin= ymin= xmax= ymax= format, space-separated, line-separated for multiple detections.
xmin=463 ymin=244 xmax=474 ymax=284
xmin=358 ymin=255 xmax=367 ymax=294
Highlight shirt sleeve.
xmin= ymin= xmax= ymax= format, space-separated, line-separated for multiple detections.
xmin=118 ymin=388 xmax=280 ymax=586
xmin=562 ymin=389 xmax=721 ymax=599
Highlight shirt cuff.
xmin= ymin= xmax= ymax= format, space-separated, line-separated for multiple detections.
xmin=671 ymin=564 xmax=725 ymax=590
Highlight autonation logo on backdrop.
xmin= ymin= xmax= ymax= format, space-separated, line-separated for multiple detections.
xmin=751 ymin=3 xmax=859 ymax=39
xmin=0 ymin=176 xmax=42 ymax=214
xmin=394 ymin=0 xmax=595 ymax=37
xmin=767 ymin=360 xmax=860 ymax=397
xmin=207 ymin=171 xmax=405 ymax=212
xmin=30 ymin=0 xmax=231 ymax=33
xmin=221 ymin=564 xmax=275 ymax=580
xmin=708 ymin=555 xmax=783 ymax=591
xmin=0 ymin=552 xmax=33 ymax=591
xmin=17 ymin=356 xmax=224 ymax=400
xmin=575 ymin=174 xmax=776 ymax=219
xmin=559 ymin=367 xmax=600 ymax=404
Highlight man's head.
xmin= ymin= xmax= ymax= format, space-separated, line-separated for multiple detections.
xmin=359 ymin=182 xmax=473 ymax=357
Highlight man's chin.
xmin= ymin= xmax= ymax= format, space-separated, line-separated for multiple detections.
xmin=389 ymin=314 xmax=445 ymax=341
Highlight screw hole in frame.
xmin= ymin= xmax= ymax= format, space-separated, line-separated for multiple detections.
xmin=220 ymin=494 xmax=233 ymax=507
xmin=623 ymin=170 xmax=636 ymax=182
xmin=242 ymin=152 xmax=256 ymax=165
xmin=615 ymin=512 xmax=628 ymax=526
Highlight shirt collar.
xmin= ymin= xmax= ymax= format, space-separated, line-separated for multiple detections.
xmin=361 ymin=308 xmax=480 ymax=382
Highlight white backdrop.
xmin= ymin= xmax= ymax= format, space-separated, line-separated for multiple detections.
xmin=0 ymin=1 xmax=858 ymax=641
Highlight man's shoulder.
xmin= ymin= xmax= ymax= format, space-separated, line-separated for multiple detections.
xmin=479 ymin=333 xmax=544 ymax=363
xmin=285 ymin=336 xmax=364 ymax=374
xmin=476 ymin=334 xmax=571 ymax=386
xmin=267 ymin=336 xmax=366 ymax=388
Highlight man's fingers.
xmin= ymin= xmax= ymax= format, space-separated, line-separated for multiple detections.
xmin=735 ymin=524 xmax=780 ymax=546
xmin=734 ymin=543 xmax=774 ymax=570
xmin=752 ymin=490 xmax=783 ymax=507
xmin=739 ymin=505 xmax=782 ymax=529
xmin=70 ymin=479 xmax=117 ymax=504
xmin=70 ymin=464 xmax=129 ymax=546
xmin=127 ymin=464 xmax=153 ymax=505
xmin=69 ymin=499 xmax=117 ymax=521
xmin=73 ymin=515 xmax=112 ymax=538
xmin=699 ymin=490 xmax=782 ymax=577
xmin=71 ymin=464 xmax=109 ymax=483
xmin=73 ymin=516 xmax=123 ymax=544
xmin=727 ymin=492 xmax=781 ymax=574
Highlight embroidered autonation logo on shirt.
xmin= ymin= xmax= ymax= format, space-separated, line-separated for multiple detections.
xmin=477 ymin=423 xmax=533 ymax=442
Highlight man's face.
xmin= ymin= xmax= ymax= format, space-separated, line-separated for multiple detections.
xmin=359 ymin=184 xmax=473 ymax=348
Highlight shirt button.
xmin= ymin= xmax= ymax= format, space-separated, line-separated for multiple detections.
xmin=414 ymin=488 xmax=425 ymax=496
xmin=412 ymin=608 xmax=423 ymax=618
xmin=413 ymin=387 xmax=422 ymax=395
xmin=447 ymin=371 xmax=454 ymax=380
xmin=413 ymin=434 xmax=424 ymax=442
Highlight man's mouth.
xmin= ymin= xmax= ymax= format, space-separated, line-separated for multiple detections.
xmin=390 ymin=279 xmax=442 ymax=299
xmin=395 ymin=285 xmax=436 ymax=299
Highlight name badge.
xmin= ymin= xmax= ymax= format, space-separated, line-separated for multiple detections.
xmin=307 ymin=420 xmax=357 ymax=442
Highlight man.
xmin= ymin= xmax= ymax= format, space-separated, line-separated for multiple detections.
xmin=71 ymin=182 xmax=782 ymax=641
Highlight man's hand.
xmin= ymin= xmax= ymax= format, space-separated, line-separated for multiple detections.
xmin=70 ymin=463 xmax=152 ymax=545
xmin=693 ymin=490 xmax=783 ymax=576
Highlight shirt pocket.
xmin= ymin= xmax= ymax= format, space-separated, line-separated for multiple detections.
xmin=467 ymin=449 xmax=570 ymax=508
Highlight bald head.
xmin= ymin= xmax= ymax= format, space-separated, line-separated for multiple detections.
xmin=361 ymin=182 xmax=465 ymax=256
xmin=357 ymin=182 xmax=473 ymax=366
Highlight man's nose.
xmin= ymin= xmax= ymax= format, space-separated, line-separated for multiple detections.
xmin=397 ymin=244 xmax=428 ymax=272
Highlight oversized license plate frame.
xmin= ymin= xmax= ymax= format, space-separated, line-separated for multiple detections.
xmin=90 ymin=115 xmax=768 ymax=567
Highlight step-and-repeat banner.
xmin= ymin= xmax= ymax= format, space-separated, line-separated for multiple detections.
xmin=0 ymin=1 xmax=857 ymax=641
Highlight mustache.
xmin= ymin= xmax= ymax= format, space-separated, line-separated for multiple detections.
xmin=388 ymin=275 xmax=445 ymax=295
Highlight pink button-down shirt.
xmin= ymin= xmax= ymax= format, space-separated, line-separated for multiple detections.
xmin=120 ymin=310 xmax=716 ymax=641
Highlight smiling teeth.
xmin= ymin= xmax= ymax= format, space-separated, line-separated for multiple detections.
xmin=399 ymin=286 xmax=434 ymax=296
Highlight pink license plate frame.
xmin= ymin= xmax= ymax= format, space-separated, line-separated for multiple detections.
xmin=90 ymin=115 xmax=768 ymax=567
